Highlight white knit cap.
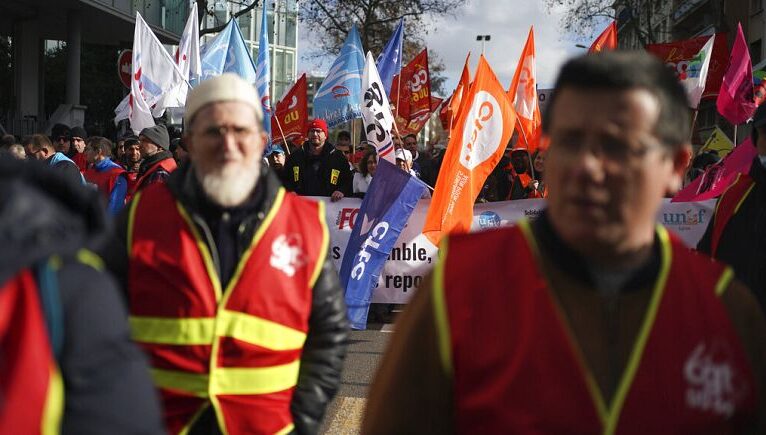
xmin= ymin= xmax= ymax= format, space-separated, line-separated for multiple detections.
xmin=184 ymin=73 xmax=263 ymax=130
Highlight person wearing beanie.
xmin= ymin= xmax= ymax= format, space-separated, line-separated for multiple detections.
xmin=280 ymin=118 xmax=353 ymax=201
xmin=698 ymin=104 xmax=766 ymax=312
xmin=129 ymin=124 xmax=177 ymax=198
xmin=102 ymin=73 xmax=348 ymax=435
xmin=68 ymin=126 xmax=89 ymax=172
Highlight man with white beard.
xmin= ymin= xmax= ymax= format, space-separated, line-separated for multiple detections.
xmin=102 ymin=73 xmax=349 ymax=435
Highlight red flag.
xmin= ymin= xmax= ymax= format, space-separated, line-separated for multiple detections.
xmin=423 ymin=56 xmax=516 ymax=246
xmin=717 ymin=23 xmax=756 ymax=125
xmin=271 ymin=73 xmax=308 ymax=145
xmin=507 ymin=27 xmax=541 ymax=152
xmin=589 ymin=21 xmax=617 ymax=52
xmin=390 ymin=49 xmax=442 ymax=135
xmin=646 ymin=33 xmax=728 ymax=99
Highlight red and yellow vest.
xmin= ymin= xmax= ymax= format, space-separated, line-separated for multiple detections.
xmin=0 ymin=266 xmax=64 ymax=435
xmin=127 ymin=157 xmax=177 ymax=201
xmin=84 ymin=165 xmax=126 ymax=200
xmin=710 ymin=173 xmax=755 ymax=257
xmin=433 ymin=221 xmax=757 ymax=434
xmin=127 ymin=182 xmax=329 ymax=435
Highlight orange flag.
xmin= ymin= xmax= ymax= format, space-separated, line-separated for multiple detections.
xmin=423 ymin=56 xmax=517 ymax=246
xmin=589 ymin=21 xmax=617 ymax=52
xmin=447 ymin=54 xmax=472 ymax=130
xmin=507 ymin=27 xmax=541 ymax=152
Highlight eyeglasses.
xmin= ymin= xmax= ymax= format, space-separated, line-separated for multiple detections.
xmin=550 ymin=133 xmax=665 ymax=164
xmin=198 ymin=125 xmax=256 ymax=141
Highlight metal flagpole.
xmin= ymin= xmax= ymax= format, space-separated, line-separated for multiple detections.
xmin=274 ymin=114 xmax=291 ymax=155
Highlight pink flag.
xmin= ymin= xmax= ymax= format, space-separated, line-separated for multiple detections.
xmin=716 ymin=23 xmax=756 ymax=125
xmin=672 ymin=137 xmax=758 ymax=202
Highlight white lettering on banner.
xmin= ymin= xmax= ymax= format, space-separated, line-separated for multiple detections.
xmin=459 ymin=91 xmax=503 ymax=171
xmin=313 ymin=197 xmax=716 ymax=304
xmin=351 ymin=221 xmax=390 ymax=280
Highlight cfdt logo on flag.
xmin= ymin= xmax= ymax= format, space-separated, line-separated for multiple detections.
xmin=460 ymin=91 xmax=503 ymax=170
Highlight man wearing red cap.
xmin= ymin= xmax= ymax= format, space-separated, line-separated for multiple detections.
xmin=281 ymin=118 xmax=353 ymax=201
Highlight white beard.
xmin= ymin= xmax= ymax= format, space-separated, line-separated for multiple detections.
xmin=198 ymin=160 xmax=260 ymax=207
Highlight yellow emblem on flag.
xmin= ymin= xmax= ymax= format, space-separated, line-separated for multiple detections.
xmin=698 ymin=127 xmax=733 ymax=158
xmin=330 ymin=169 xmax=340 ymax=185
xmin=293 ymin=166 xmax=300 ymax=182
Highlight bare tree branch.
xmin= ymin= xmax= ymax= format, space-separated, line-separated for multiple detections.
xmin=199 ymin=0 xmax=261 ymax=36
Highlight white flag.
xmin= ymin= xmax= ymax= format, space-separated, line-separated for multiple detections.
xmin=176 ymin=2 xmax=201 ymax=83
xmin=361 ymin=51 xmax=396 ymax=164
xmin=681 ymin=35 xmax=715 ymax=109
xmin=129 ymin=12 xmax=188 ymax=133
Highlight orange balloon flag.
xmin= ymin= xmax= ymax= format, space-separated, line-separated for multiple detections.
xmin=422 ymin=55 xmax=517 ymax=246
xmin=507 ymin=27 xmax=541 ymax=152
xmin=589 ymin=21 xmax=618 ymax=52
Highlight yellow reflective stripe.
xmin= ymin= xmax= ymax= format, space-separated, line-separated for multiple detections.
xmin=518 ymin=219 xmax=610 ymax=426
xmin=223 ymin=188 xmax=286 ymax=297
xmin=211 ymin=360 xmax=300 ymax=395
xmin=76 ymin=249 xmax=104 ymax=271
xmin=179 ymin=403 xmax=211 ymax=435
xmin=217 ymin=310 xmax=306 ymax=351
xmin=151 ymin=368 xmax=210 ymax=397
xmin=432 ymin=238 xmax=452 ymax=377
xmin=127 ymin=191 xmax=143 ymax=258
xmin=41 ymin=363 xmax=64 ymax=435
xmin=603 ymin=226 xmax=672 ymax=435
xmin=176 ymin=202 xmax=224 ymax=301
xmin=152 ymin=361 xmax=301 ymax=397
xmin=309 ymin=200 xmax=330 ymax=289
xmin=734 ymin=183 xmax=755 ymax=214
xmin=715 ymin=267 xmax=734 ymax=296
xmin=130 ymin=316 xmax=216 ymax=345
xmin=274 ymin=422 xmax=295 ymax=435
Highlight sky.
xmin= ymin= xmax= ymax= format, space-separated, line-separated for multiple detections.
xmin=297 ymin=0 xmax=601 ymax=96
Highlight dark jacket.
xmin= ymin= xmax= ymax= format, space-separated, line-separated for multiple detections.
xmin=698 ymin=156 xmax=766 ymax=312
xmin=0 ymin=156 xmax=164 ymax=434
xmin=136 ymin=150 xmax=174 ymax=188
xmin=102 ymin=162 xmax=349 ymax=435
xmin=281 ymin=142 xmax=353 ymax=197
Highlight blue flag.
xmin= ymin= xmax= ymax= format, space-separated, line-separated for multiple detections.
xmin=198 ymin=19 xmax=256 ymax=84
xmin=256 ymin=2 xmax=273 ymax=154
xmin=313 ymin=25 xmax=365 ymax=128
xmin=375 ymin=19 xmax=404 ymax=96
xmin=339 ymin=159 xmax=427 ymax=330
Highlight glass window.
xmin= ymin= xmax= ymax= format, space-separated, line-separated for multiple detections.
xmin=267 ymin=10 xmax=275 ymax=44
xmin=238 ymin=10 xmax=252 ymax=42
xmin=285 ymin=16 xmax=297 ymax=48
xmin=213 ymin=0 xmax=228 ymax=28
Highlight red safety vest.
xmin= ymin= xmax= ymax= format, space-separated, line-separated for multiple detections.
xmin=127 ymin=157 xmax=177 ymax=200
xmin=127 ymin=182 xmax=329 ymax=435
xmin=84 ymin=164 xmax=126 ymax=200
xmin=710 ymin=173 xmax=756 ymax=257
xmin=0 ymin=268 xmax=64 ymax=435
xmin=434 ymin=221 xmax=757 ymax=434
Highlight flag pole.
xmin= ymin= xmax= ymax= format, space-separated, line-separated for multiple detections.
xmin=273 ymin=114 xmax=291 ymax=155
xmin=734 ymin=124 xmax=738 ymax=144
xmin=514 ymin=116 xmax=530 ymax=150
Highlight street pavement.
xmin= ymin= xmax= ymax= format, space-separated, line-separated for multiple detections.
xmin=319 ymin=323 xmax=395 ymax=434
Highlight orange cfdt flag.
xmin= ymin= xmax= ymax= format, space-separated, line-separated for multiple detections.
xmin=507 ymin=27 xmax=541 ymax=152
xmin=448 ymin=53 xmax=472 ymax=129
xmin=423 ymin=55 xmax=517 ymax=246
xmin=589 ymin=21 xmax=618 ymax=52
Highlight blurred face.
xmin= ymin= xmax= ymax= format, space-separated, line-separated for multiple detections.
xmin=72 ymin=137 xmax=86 ymax=153
xmin=55 ymin=136 xmax=70 ymax=153
xmin=126 ymin=143 xmax=142 ymax=164
xmin=186 ymin=101 xmax=265 ymax=207
xmin=85 ymin=143 xmax=100 ymax=164
xmin=545 ymin=88 xmax=690 ymax=260
xmin=337 ymin=135 xmax=351 ymax=148
xmin=335 ymin=144 xmax=352 ymax=162
xmin=367 ymin=155 xmax=378 ymax=176
xmin=393 ymin=135 xmax=403 ymax=148
xmin=533 ymin=150 xmax=546 ymax=173
xmin=116 ymin=141 xmax=126 ymax=158
xmin=511 ymin=152 xmax=528 ymax=173
xmin=396 ymin=158 xmax=410 ymax=172
xmin=404 ymin=136 xmax=417 ymax=154
xmin=24 ymin=144 xmax=48 ymax=160
xmin=307 ymin=128 xmax=326 ymax=153
xmin=139 ymin=137 xmax=161 ymax=157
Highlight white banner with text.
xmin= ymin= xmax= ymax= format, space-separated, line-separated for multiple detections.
xmin=313 ymin=197 xmax=716 ymax=304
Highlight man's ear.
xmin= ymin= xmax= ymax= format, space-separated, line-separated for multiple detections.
xmin=669 ymin=143 xmax=692 ymax=194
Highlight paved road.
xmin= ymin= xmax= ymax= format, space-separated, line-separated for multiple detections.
xmin=319 ymin=323 xmax=394 ymax=434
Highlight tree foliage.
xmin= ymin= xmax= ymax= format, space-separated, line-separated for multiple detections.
xmin=299 ymin=0 xmax=464 ymax=95
xmin=542 ymin=0 xmax=672 ymax=47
